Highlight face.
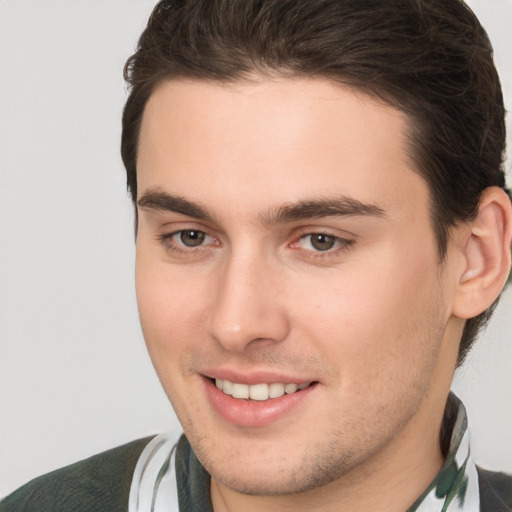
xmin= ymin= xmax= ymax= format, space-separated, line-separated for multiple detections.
xmin=135 ymin=78 xmax=461 ymax=496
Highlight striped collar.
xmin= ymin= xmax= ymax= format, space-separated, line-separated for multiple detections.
xmin=409 ymin=394 xmax=480 ymax=511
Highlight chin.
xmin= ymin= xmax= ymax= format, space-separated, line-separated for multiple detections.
xmin=211 ymin=467 xmax=333 ymax=496
xmin=193 ymin=433 xmax=362 ymax=497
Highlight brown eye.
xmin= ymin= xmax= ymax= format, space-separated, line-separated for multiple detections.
xmin=309 ymin=233 xmax=336 ymax=251
xmin=180 ymin=230 xmax=206 ymax=247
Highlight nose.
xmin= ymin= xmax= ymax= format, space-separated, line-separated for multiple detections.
xmin=208 ymin=249 xmax=290 ymax=352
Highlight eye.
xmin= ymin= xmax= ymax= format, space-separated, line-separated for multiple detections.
xmin=177 ymin=230 xmax=207 ymax=247
xmin=303 ymin=233 xmax=336 ymax=251
xmin=298 ymin=233 xmax=338 ymax=251
xmin=295 ymin=232 xmax=353 ymax=254
xmin=159 ymin=229 xmax=216 ymax=252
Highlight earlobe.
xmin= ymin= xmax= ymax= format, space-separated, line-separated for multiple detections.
xmin=452 ymin=187 xmax=512 ymax=319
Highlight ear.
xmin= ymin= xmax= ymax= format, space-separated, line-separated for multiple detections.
xmin=452 ymin=187 xmax=512 ymax=319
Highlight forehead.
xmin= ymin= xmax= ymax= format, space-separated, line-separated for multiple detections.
xmin=137 ymin=77 xmax=427 ymax=221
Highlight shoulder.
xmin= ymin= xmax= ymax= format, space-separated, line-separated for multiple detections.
xmin=0 ymin=437 xmax=154 ymax=512
xmin=477 ymin=466 xmax=512 ymax=512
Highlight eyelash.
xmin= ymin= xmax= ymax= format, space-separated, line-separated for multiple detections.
xmin=293 ymin=232 xmax=355 ymax=258
xmin=158 ymin=229 xmax=354 ymax=259
xmin=158 ymin=230 xmax=217 ymax=254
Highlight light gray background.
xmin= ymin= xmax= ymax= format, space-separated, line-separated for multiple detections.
xmin=0 ymin=0 xmax=511 ymax=498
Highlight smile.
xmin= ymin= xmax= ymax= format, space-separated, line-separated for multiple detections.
xmin=215 ymin=379 xmax=311 ymax=401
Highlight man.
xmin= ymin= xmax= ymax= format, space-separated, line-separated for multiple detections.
xmin=1 ymin=0 xmax=511 ymax=511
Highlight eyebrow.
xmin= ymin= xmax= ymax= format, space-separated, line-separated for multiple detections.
xmin=260 ymin=197 xmax=387 ymax=225
xmin=137 ymin=189 xmax=387 ymax=225
xmin=138 ymin=189 xmax=215 ymax=221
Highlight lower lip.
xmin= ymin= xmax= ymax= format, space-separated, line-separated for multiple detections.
xmin=203 ymin=377 xmax=317 ymax=427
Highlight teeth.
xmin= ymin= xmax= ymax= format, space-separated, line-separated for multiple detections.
xmin=231 ymin=383 xmax=249 ymax=399
xmin=284 ymin=383 xmax=298 ymax=394
xmin=215 ymin=379 xmax=311 ymax=401
xmin=223 ymin=380 xmax=233 ymax=395
xmin=249 ymin=383 xmax=269 ymax=401
xmin=269 ymin=382 xmax=285 ymax=398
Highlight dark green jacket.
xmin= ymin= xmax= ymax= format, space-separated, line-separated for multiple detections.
xmin=1 ymin=436 xmax=511 ymax=511
xmin=0 ymin=438 xmax=151 ymax=512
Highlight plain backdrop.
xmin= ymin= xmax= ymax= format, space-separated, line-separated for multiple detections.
xmin=0 ymin=0 xmax=511 ymax=498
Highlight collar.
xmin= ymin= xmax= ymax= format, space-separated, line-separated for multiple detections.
xmin=128 ymin=393 xmax=480 ymax=512
xmin=409 ymin=393 xmax=480 ymax=512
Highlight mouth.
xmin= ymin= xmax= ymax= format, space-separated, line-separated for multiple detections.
xmin=202 ymin=374 xmax=319 ymax=427
xmin=213 ymin=378 xmax=314 ymax=401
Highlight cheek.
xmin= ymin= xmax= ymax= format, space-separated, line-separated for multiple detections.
xmin=294 ymin=250 xmax=444 ymax=386
xmin=135 ymin=252 xmax=208 ymax=364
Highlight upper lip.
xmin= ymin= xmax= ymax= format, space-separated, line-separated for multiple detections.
xmin=201 ymin=368 xmax=318 ymax=385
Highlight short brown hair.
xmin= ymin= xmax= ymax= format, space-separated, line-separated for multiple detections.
xmin=122 ymin=0 xmax=509 ymax=365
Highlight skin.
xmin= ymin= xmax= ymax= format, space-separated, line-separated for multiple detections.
xmin=135 ymin=77 xmax=471 ymax=511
